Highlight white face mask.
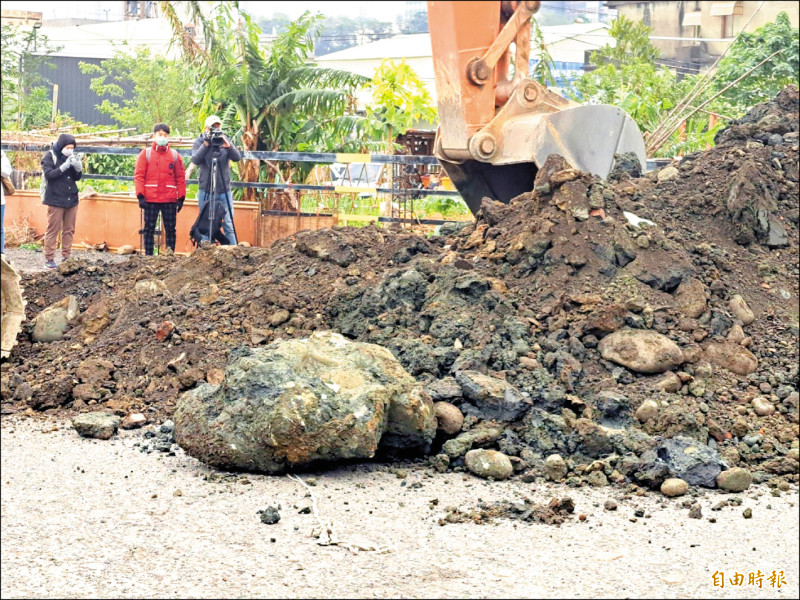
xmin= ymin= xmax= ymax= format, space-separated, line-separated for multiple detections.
xmin=62 ymin=148 xmax=74 ymax=157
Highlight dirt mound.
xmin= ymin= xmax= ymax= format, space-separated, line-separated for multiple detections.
xmin=2 ymin=87 xmax=798 ymax=489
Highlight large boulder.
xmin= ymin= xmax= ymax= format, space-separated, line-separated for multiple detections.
xmin=598 ymin=329 xmax=684 ymax=374
xmin=173 ymin=332 xmax=436 ymax=474
xmin=454 ymin=370 xmax=532 ymax=421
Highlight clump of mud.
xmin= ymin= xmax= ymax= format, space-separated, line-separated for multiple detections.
xmin=2 ymin=87 xmax=798 ymax=489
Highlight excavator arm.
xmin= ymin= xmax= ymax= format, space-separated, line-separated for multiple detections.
xmin=426 ymin=0 xmax=646 ymax=214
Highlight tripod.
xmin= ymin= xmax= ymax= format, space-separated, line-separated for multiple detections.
xmin=204 ymin=148 xmax=238 ymax=245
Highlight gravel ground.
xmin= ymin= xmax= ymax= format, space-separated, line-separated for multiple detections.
xmin=2 ymin=248 xmax=132 ymax=274
xmin=2 ymin=414 xmax=798 ymax=599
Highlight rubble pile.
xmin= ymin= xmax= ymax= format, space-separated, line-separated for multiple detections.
xmin=1 ymin=87 xmax=798 ymax=491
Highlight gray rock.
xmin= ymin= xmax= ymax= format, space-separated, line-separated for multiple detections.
xmin=587 ymin=471 xmax=608 ymax=487
xmin=464 ymin=449 xmax=514 ymax=480
xmin=728 ymin=295 xmax=755 ymax=325
xmin=654 ymin=436 xmax=727 ymax=487
xmin=717 ymin=467 xmax=753 ymax=492
xmin=72 ymin=411 xmax=120 ymax=440
xmin=604 ymin=499 xmax=618 ymax=511
xmin=260 ymin=506 xmax=280 ymax=524
xmin=635 ymin=453 xmax=671 ymax=489
xmin=544 ymin=454 xmax=568 ymax=481
xmin=442 ymin=423 xmax=504 ymax=458
xmin=174 ymin=332 xmax=436 ymax=473
xmin=426 ymin=377 xmax=462 ymax=401
xmin=454 ymin=370 xmax=531 ymax=421
xmin=32 ymin=296 xmax=80 ymax=342
xmin=599 ymin=329 xmax=684 ymax=374
xmin=660 ymin=478 xmax=689 ymax=497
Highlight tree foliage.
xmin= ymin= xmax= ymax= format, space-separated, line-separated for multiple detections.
xmin=568 ymin=17 xmax=718 ymax=157
xmin=530 ymin=20 xmax=557 ymax=88
xmin=365 ymin=59 xmax=438 ymax=150
xmin=79 ymin=47 xmax=199 ymax=134
xmin=592 ymin=15 xmax=659 ymax=65
xmin=1 ymin=24 xmax=61 ymax=130
xmin=712 ymin=12 xmax=799 ymax=111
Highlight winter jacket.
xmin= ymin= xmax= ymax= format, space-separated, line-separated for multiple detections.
xmin=134 ymin=142 xmax=187 ymax=203
xmin=41 ymin=133 xmax=82 ymax=208
xmin=190 ymin=134 xmax=241 ymax=194
xmin=1 ymin=150 xmax=12 ymax=206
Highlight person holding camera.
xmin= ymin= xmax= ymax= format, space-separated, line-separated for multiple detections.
xmin=190 ymin=115 xmax=241 ymax=245
xmin=134 ymin=123 xmax=186 ymax=255
xmin=41 ymin=133 xmax=83 ymax=269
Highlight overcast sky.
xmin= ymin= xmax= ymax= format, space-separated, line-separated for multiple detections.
xmin=2 ymin=1 xmax=411 ymax=22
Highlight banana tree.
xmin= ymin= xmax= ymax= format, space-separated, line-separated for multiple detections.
xmin=159 ymin=2 xmax=372 ymax=209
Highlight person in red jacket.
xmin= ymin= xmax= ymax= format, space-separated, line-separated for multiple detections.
xmin=134 ymin=123 xmax=186 ymax=255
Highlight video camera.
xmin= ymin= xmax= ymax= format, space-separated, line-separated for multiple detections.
xmin=207 ymin=126 xmax=225 ymax=147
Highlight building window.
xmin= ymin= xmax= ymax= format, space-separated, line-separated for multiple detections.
xmin=722 ymin=15 xmax=734 ymax=38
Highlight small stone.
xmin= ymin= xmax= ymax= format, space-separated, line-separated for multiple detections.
xmin=604 ymin=499 xmax=618 ymax=511
xmin=742 ymin=507 xmax=752 ymax=519
xmin=657 ymin=166 xmax=679 ymax=183
xmin=587 ymin=471 xmax=608 ymax=487
xmin=635 ymin=399 xmax=659 ymax=422
xmin=72 ymin=412 xmax=121 ymax=440
xmin=728 ymin=295 xmax=755 ymax=325
xmin=661 ymin=478 xmax=689 ymax=497
xmin=544 ymin=454 xmax=568 ymax=481
xmin=120 ymin=413 xmax=147 ymax=429
xmin=116 ymin=244 xmax=135 ymax=255
xmin=270 ymin=309 xmax=291 ymax=326
xmin=727 ymin=324 xmax=746 ymax=344
xmin=717 ymin=467 xmax=753 ymax=492
xmin=173 ymin=489 xmax=183 ymax=497
xmin=434 ymin=401 xmax=464 ymax=435
xmin=752 ymin=397 xmax=775 ymax=417
xmin=260 ymin=506 xmax=281 ymax=524
xmin=464 ymin=449 xmax=513 ymax=480
xmin=688 ymin=505 xmax=702 ymax=519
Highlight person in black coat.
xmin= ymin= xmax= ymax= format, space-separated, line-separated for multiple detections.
xmin=41 ymin=133 xmax=83 ymax=269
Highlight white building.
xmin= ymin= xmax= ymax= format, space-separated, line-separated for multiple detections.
xmin=315 ymin=23 xmax=610 ymax=104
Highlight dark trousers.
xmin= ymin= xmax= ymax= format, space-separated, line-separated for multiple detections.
xmin=142 ymin=202 xmax=177 ymax=255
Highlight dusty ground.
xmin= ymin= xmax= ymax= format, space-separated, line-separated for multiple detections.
xmin=1 ymin=414 xmax=798 ymax=599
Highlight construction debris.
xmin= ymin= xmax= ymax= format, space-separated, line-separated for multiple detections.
xmin=1 ymin=86 xmax=797 ymax=492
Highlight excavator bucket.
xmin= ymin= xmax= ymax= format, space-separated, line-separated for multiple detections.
xmin=439 ymin=104 xmax=647 ymax=215
xmin=1 ymin=255 xmax=26 ymax=359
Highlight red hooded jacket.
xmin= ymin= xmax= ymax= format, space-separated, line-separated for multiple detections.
xmin=134 ymin=142 xmax=186 ymax=203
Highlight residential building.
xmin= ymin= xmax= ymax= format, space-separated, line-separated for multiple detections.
xmin=605 ymin=1 xmax=799 ymax=69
